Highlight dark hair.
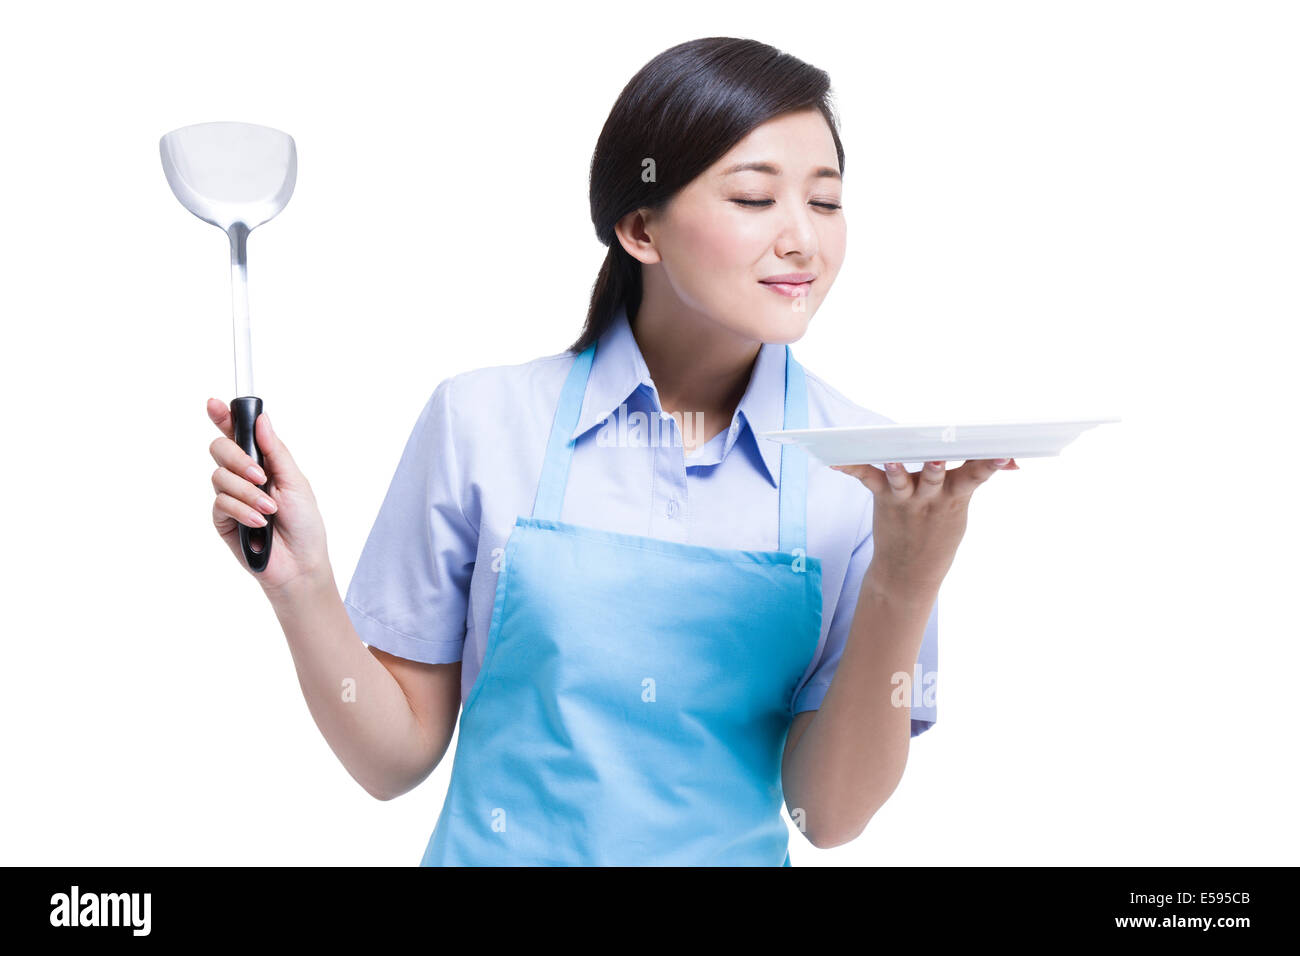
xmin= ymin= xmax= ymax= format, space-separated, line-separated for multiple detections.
xmin=568 ymin=36 xmax=845 ymax=354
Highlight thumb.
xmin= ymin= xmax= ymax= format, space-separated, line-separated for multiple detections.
xmin=255 ymin=412 xmax=305 ymax=487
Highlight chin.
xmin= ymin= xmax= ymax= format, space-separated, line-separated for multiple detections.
xmin=706 ymin=300 xmax=814 ymax=344
xmin=754 ymin=304 xmax=814 ymax=344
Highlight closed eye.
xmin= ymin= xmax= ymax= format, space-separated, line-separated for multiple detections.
xmin=731 ymin=199 xmax=842 ymax=210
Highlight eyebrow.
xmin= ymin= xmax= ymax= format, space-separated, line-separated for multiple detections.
xmin=720 ymin=161 xmax=842 ymax=181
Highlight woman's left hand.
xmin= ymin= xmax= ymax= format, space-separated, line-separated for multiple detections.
xmin=830 ymin=457 xmax=1019 ymax=602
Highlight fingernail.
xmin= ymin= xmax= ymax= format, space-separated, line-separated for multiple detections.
xmin=993 ymin=458 xmax=1010 ymax=466
xmin=886 ymin=462 xmax=900 ymax=471
xmin=247 ymin=464 xmax=267 ymax=483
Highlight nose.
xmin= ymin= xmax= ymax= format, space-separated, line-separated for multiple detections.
xmin=772 ymin=202 xmax=819 ymax=261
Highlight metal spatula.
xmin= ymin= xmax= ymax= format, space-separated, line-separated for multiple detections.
xmin=160 ymin=121 xmax=297 ymax=572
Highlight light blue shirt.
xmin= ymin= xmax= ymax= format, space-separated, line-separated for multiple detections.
xmin=344 ymin=305 xmax=938 ymax=735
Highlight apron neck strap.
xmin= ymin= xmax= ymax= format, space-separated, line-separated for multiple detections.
xmin=533 ymin=338 xmax=809 ymax=553
xmin=532 ymin=342 xmax=596 ymax=524
xmin=778 ymin=344 xmax=809 ymax=554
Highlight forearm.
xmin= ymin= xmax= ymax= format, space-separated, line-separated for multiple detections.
xmin=265 ymin=571 xmax=438 ymax=800
xmin=783 ymin=571 xmax=935 ymax=848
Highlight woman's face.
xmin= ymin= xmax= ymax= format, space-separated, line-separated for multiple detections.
xmin=622 ymin=106 xmax=846 ymax=344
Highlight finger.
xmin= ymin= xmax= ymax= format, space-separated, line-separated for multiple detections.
xmin=947 ymin=457 xmax=1011 ymax=497
xmin=829 ymin=462 xmax=888 ymax=496
xmin=212 ymin=497 xmax=236 ymax=533
xmin=883 ymin=461 xmax=914 ymax=499
xmin=211 ymin=464 xmax=278 ymax=516
xmin=255 ymin=412 xmax=304 ymax=487
xmin=206 ymin=397 xmax=235 ymax=442
xmin=214 ymin=491 xmax=269 ymax=530
xmin=915 ymin=460 xmax=946 ymax=500
xmin=209 ymin=433 xmax=268 ymax=486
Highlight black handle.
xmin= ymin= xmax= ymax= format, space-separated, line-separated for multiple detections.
xmin=231 ymin=395 xmax=274 ymax=573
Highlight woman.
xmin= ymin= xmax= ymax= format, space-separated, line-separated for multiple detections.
xmin=204 ymin=37 xmax=1016 ymax=866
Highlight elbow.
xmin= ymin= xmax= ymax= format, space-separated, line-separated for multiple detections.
xmin=809 ymin=769 xmax=907 ymax=848
xmin=356 ymin=770 xmax=409 ymax=802
xmin=788 ymin=796 xmax=873 ymax=850
xmin=360 ymin=761 xmax=436 ymax=802
xmin=364 ymin=773 xmax=425 ymax=801
xmin=793 ymin=750 xmax=909 ymax=850
xmin=361 ymin=778 xmax=398 ymax=801
xmin=797 ymin=797 xmax=881 ymax=849
xmin=806 ymin=817 xmax=869 ymax=850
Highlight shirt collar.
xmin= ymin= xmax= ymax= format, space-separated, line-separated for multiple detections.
xmin=570 ymin=303 xmax=787 ymax=486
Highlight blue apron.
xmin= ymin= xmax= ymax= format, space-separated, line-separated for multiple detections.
xmin=421 ymin=338 xmax=824 ymax=866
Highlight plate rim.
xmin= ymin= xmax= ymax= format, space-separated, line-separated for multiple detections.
xmin=756 ymin=416 xmax=1122 ymax=440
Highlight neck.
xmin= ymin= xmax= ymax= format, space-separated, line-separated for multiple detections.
xmin=628 ymin=297 xmax=760 ymax=426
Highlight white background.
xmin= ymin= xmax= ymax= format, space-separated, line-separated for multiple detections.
xmin=2 ymin=0 xmax=1295 ymax=866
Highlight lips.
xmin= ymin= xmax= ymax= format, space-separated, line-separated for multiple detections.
xmin=760 ymin=279 xmax=813 ymax=298
xmin=760 ymin=272 xmax=816 ymax=298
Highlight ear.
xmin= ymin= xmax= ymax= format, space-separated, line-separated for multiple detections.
xmin=613 ymin=208 xmax=662 ymax=266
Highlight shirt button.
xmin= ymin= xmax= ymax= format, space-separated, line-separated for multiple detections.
xmin=666 ymin=498 xmax=678 ymax=518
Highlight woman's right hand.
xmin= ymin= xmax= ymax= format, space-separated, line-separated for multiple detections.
xmin=206 ymin=398 xmax=331 ymax=595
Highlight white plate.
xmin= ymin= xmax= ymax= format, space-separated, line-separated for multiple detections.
xmin=756 ymin=417 xmax=1120 ymax=467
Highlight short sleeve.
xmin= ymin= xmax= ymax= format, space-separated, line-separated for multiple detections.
xmin=792 ymin=503 xmax=939 ymax=738
xmin=343 ymin=377 xmax=477 ymax=664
